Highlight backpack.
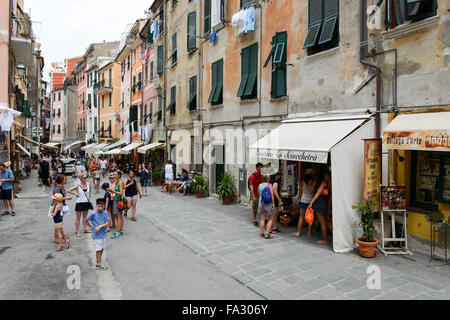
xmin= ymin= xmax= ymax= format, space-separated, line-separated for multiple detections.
xmin=247 ymin=173 xmax=257 ymax=191
xmin=261 ymin=184 xmax=272 ymax=204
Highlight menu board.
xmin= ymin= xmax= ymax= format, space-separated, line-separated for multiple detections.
xmin=381 ymin=186 xmax=407 ymax=211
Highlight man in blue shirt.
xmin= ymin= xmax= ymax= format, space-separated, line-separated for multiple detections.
xmin=0 ymin=163 xmax=15 ymax=217
xmin=85 ymin=198 xmax=110 ymax=270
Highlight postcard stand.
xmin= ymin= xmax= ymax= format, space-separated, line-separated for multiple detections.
xmin=377 ymin=185 xmax=413 ymax=256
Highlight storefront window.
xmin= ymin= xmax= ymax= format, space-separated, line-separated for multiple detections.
xmin=411 ymin=151 xmax=450 ymax=210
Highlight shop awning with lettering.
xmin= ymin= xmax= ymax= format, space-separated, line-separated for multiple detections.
xmin=382 ymin=112 xmax=450 ymax=151
xmin=250 ymin=115 xmax=371 ymax=164
xmin=137 ymin=143 xmax=165 ymax=155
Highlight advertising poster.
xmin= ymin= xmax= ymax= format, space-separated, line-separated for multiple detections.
xmin=363 ymin=139 xmax=381 ymax=212
xmin=381 ymin=186 xmax=407 ymax=210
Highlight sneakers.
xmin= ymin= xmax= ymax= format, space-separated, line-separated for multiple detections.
xmin=1 ymin=211 xmax=9 ymax=216
xmin=253 ymin=221 xmax=259 ymax=227
xmin=11 ymin=212 xmax=15 ymax=217
xmin=96 ymin=264 xmax=108 ymax=270
xmin=111 ymin=231 xmax=123 ymax=239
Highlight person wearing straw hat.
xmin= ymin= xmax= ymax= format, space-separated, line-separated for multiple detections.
xmin=50 ymin=193 xmax=70 ymax=252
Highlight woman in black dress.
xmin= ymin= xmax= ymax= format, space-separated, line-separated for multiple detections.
xmin=308 ymin=171 xmax=332 ymax=245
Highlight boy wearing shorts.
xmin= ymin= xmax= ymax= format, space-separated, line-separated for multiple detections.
xmin=85 ymin=198 xmax=110 ymax=270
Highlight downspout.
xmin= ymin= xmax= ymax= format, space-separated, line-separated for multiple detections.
xmin=360 ymin=0 xmax=381 ymax=139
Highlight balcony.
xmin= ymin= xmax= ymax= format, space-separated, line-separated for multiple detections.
xmin=93 ymin=79 xmax=112 ymax=95
xmin=11 ymin=10 xmax=34 ymax=72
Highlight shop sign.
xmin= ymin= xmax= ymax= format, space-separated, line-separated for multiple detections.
xmin=383 ymin=130 xmax=450 ymax=151
xmin=253 ymin=148 xmax=328 ymax=164
xmin=363 ymin=139 xmax=381 ymax=212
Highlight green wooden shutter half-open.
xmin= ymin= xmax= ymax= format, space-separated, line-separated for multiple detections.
xmin=187 ymin=12 xmax=197 ymax=51
xmin=271 ymin=31 xmax=287 ymax=99
xmin=209 ymin=62 xmax=218 ymax=103
xmin=157 ymin=45 xmax=164 ymax=74
xmin=303 ymin=0 xmax=323 ymax=49
xmin=237 ymin=47 xmax=249 ymax=97
xmin=204 ymin=0 xmax=211 ymax=34
xmin=244 ymin=43 xmax=258 ymax=97
xmin=213 ymin=59 xmax=223 ymax=103
xmin=318 ymin=0 xmax=338 ymax=45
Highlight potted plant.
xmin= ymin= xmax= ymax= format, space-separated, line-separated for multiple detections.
xmin=191 ymin=174 xmax=208 ymax=198
xmin=426 ymin=209 xmax=445 ymax=225
xmin=352 ymin=200 xmax=378 ymax=258
xmin=13 ymin=169 xmax=22 ymax=194
xmin=216 ymin=172 xmax=236 ymax=205
xmin=152 ymin=168 xmax=163 ymax=186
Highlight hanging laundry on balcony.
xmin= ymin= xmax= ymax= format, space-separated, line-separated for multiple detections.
xmin=245 ymin=6 xmax=255 ymax=33
xmin=210 ymin=31 xmax=217 ymax=43
xmin=0 ymin=112 xmax=13 ymax=131
xmin=152 ymin=20 xmax=159 ymax=40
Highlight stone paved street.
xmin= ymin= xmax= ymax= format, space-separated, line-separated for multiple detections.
xmin=139 ymin=187 xmax=450 ymax=300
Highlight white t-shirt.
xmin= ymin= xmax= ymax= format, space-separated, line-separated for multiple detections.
xmin=165 ymin=164 xmax=174 ymax=180
xmin=100 ymin=160 xmax=107 ymax=169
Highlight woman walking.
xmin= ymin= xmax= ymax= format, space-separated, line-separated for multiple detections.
xmin=123 ymin=171 xmax=142 ymax=222
xmin=108 ymin=171 xmax=125 ymax=239
xmin=258 ymin=175 xmax=276 ymax=239
xmin=67 ymin=174 xmax=93 ymax=237
xmin=308 ymin=171 xmax=332 ymax=245
xmin=139 ymin=164 xmax=149 ymax=196
xmin=269 ymin=172 xmax=283 ymax=234
xmin=295 ymin=174 xmax=316 ymax=237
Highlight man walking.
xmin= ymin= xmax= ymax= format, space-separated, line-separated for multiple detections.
xmin=100 ymin=157 xmax=108 ymax=179
xmin=249 ymin=163 xmax=263 ymax=227
xmin=0 ymin=163 xmax=15 ymax=216
xmin=163 ymin=160 xmax=175 ymax=194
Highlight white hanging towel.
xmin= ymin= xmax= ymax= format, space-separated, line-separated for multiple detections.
xmin=0 ymin=112 xmax=14 ymax=131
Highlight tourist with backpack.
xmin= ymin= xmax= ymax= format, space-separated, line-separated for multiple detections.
xmin=249 ymin=163 xmax=263 ymax=227
xmin=258 ymin=175 xmax=276 ymax=239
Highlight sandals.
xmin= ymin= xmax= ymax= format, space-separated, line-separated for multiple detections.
xmin=76 ymin=232 xmax=81 ymax=238
xmin=265 ymin=233 xmax=273 ymax=239
xmin=111 ymin=231 xmax=123 ymax=239
xmin=56 ymin=245 xmax=63 ymax=251
xmin=131 ymin=217 xmax=137 ymax=222
xmin=271 ymin=227 xmax=281 ymax=233
xmin=260 ymin=233 xmax=265 ymax=238
xmin=65 ymin=239 xmax=70 ymax=249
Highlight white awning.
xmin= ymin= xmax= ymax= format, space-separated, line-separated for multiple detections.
xmin=250 ymin=115 xmax=371 ymax=164
xmin=86 ymin=142 xmax=111 ymax=155
xmin=121 ymin=142 xmax=144 ymax=154
xmin=0 ymin=104 xmax=22 ymax=118
xmin=137 ymin=143 xmax=165 ymax=154
xmin=81 ymin=143 xmax=99 ymax=151
xmin=383 ymin=111 xmax=450 ymax=151
xmin=16 ymin=142 xmax=30 ymax=157
xmin=42 ymin=142 xmax=60 ymax=149
xmin=104 ymin=148 xmax=122 ymax=155
xmin=64 ymin=141 xmax=84 ymax=151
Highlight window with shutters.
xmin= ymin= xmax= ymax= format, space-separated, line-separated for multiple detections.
xmin=150 ymin=61 xmax=154 ymax=80
xmin=188 ymin=76 xmax=197 ymax=111
xmin=108 ymin=120 xmax=112 ymax=137
xmin=145 ymin=65 xmax=148 ymax=84
xmin=171 ymin=33 xmax=177 ymax=66
xmin=159 ymin=5 xmax=165 ymax=34
xmin=303 ymin=0 xmax=339 ymax=56
xmin=94 ymin=117 xmax=97 ymax=133
xmin=130 ymin=105 xmax=138 ymax=131
xmin=157 ymin=45 xmax=164 ymax=75
xmin=208 ymin=59 xmax=223 ymax=105
xmin=109 ymin=93 xmax=112 ymax=106
xmin=149 ymin=102 xmax=153 ymax=120
xmin=127 ymin=55 xmax=131 ymax=71
xmin=187 ymin=12 xmax=197 ymax=52
xmin=133 ymin=76 xmax=136 ymax=93
xmin=147 ymin=25 xmax=153 ymax=47
xmin=264 ymin=31 xmax=287 ymax=99
xmin=167 ymin=86 xmax=176 ymax=115
xmin=237 ymin=43 xmax=258 ymax=100
xmin=144 ymin=104 xmax=148 ymax=123
xmin=157 ymin=96 xmax=162 ymax=121
xmin=204 ymin=0 xmax=211 ymax=35
xmin=385 ymin=0 xmax=436 ymax=30
xmin=240 ymin=0 xmax=258 ymax=9
xmin=140 ymin=104 xmax=144 ymax=124
xmin=138 ymin=72 xmax=142 ymax=90
xmin=102 ymin=96 xmax=104 ymax=109
xmin=109 ymin=68 xmax=112 ymax=87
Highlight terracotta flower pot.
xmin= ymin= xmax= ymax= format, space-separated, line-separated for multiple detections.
xmin=155 ymin=181 xmax=162 ymax=186
xmin=222 ymin=197 xmax=231 ymax=205
xmin=197 ymin=191 xmax=204 ymax=198
xmin=356 ymin=237 xmax=379 ymax=258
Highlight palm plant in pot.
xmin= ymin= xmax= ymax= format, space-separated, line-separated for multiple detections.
xmin=216 ymin=172 xmax=236 ymax=205
xmin=152 ymin=168 xmax=163 ymax=186
xmin=191 ymin=174 xmax=208 ymax=198
xmin=352 ymin=200 xmax=378 ymax=258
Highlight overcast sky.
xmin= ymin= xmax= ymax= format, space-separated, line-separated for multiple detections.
xmin=24 ymin=0 xmax=153 ymax=82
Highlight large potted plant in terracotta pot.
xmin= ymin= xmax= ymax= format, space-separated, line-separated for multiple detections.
xmin=352 ymin=201 xmax=378 ymax=258
xmin=216 ymin=172 xmax=236 ymax=205
xmin=152 ymin=168 xmax=163 ymax=186
xmin=191 ymin=174 xmax=208 ymax=198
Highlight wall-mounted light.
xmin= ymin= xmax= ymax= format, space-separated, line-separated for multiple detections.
xmin=17 ymin=61 xmax=26 ymax=77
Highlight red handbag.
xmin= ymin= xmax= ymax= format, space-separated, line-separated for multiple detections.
xmin=305 ymin=207 xmax=314 ymax=226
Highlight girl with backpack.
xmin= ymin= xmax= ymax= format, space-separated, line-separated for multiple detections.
xmin=258 ymin=175 xmax=276 ymax=239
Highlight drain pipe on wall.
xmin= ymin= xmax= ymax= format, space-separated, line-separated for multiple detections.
xmin=360 ymin=0 xmax=381 ymax=139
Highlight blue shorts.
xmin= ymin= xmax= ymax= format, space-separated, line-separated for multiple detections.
xmin=300 ymin=202 xmax=310 ymax=210
xmin=101 ymin=168 xmax=106 ymax=173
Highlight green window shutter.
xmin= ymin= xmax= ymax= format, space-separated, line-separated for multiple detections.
xmin=263 ymin=45 xmax=275 ymax=68
xmin=187 ymin=12 xmax=197 ymax=51
xmin=303 ymin=0 xmax=323 ymax=49
xmin=147 ymin=25 xmax=153 ymax=45
xmin=109 ymin=69 xmax=112 ymax=87
xmin=318 ymin=0 xmax=338 ymax=45
xmin=188 ymin=76 xmax=197 ymax=110
xmin=171 ymin=33 xmax=177 ymax=64
xmin=271 ymin=31 xmax=287 ymax=98
xmin=204 ymin=0 xmax=211 ymax=34
xmin=213 ymin=59 xmax=223 ymax=104
xmin=208 ymin=61 xmax=218 ymax=103
xmin=157 ymin=45 xmax=164 ymax=74
xmin=150 ymin=61 xmax=154 ymax=80
xmin=237 ymin=47 xmax=249 ymax=97
xmin=243 ymin=43 xmax=258 ymax=97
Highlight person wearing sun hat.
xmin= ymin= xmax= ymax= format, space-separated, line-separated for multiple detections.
xmin=50 ymin=193 xmax=70 ymax=251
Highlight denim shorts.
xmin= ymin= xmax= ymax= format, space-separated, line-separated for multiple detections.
xmin=300 ymin=202 xmax=310 ymax=210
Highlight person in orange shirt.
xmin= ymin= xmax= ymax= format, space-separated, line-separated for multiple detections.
xmin=90 ymin=159 xmax=99 ymax=185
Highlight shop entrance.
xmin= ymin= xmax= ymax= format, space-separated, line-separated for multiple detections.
xmin=212 ymin=145 xmax=225 ymax=192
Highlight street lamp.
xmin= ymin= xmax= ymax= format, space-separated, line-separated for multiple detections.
xmin=16 ymin=61 xmax=26 ymax=77
xmin=156 ymin=84 xmax=163 ymax=97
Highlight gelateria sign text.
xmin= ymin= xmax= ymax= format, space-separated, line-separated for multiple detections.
xmin=254 ymin=148 xmax=329 ymax=164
